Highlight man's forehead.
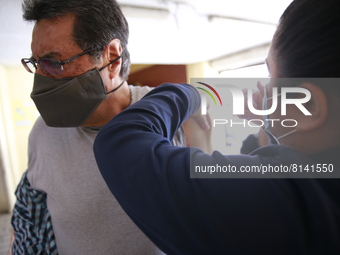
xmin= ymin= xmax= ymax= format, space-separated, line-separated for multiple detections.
xmin=34 ymin=15 xmax=75 ymax=36
xmin=31 ymin=15 xmax=78 ymax=59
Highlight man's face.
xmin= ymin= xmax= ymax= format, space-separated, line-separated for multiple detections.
xmin=31 ymin=14 xmax=101 ymax=79
xmin=30 ymin=14 xmax=114 ymax=127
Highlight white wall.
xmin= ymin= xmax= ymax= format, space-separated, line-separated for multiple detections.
xmin=0 ymin=64 xmax=36 ymax=210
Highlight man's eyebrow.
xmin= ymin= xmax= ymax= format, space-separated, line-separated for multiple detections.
xmin=40 ymin=51 xmax=63 ymax=59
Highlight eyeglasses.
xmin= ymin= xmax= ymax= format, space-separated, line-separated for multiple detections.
xmin=21 ymin=47 xmax=100 ymax=76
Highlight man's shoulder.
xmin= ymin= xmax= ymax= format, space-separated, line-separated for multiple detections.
xmin=29 ymin=116 xmax=48 ymax=141
xmin=129 ymin=85 xmax=153 ymax=104
xmin=30 ymin=116 xmax=86 ymax=135
xmin=29 ymin=116 xmax=91 ymax=147
xmin=32 ymin=116 xmax=46 ymax=129
xmin=29 ymin=117 xmax=55 ymax=140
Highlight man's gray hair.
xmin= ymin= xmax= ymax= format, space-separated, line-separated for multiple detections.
xmin=23 ymin=0 xmax=130 ymax=80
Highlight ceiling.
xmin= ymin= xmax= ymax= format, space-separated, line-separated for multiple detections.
xmin=0 ymin=0 xmax=292 ymax=66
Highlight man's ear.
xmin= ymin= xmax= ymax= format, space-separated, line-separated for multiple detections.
xmin=106 ymin=39 xmax=123 ymax=79
xmin=294 ymin=83 xmax=328 ymax=132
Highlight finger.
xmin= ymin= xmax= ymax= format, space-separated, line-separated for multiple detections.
xmin=257 ymin=81 xmax=264 ymax=94
xmin=192 ymin=113 xmax=210 ymax=131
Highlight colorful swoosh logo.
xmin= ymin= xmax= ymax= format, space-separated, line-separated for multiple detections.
xmin=196 ymin=82 xmax=223 ymax=106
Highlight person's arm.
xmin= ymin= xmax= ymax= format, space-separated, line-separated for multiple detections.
xmin=94 ymin=83 xmax=287 ymax=254
xmin=11 ymin=172 xmax=57 ymax=255
xmin=95 ymin=83 xmax=208 ymax=254
xmin=182 ymin=114 xmax=213 ymax=154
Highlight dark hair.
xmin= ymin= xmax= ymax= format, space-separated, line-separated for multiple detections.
xmin=273 ymin=0 xmax=340 ymax=77
xmin=22 ymin=0 xmax=130 ymax=80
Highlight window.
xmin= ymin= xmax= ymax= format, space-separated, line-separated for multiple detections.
xmin=220 ymin=64 xmax=268 ymax=79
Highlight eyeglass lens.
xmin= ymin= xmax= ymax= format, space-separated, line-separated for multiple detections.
xmin=21 ymin=59 xmax=35 ymax=73
xmin=21 ymin=58 xmax=65 ymax=76
xmin=39 ymin=59 xmax=63 ymax=76
xmin=21 ymin=47 xmax=102 ymax=76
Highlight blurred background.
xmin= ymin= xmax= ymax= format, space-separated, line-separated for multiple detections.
xmin=0 ymin=1 xmax=292 ymax=249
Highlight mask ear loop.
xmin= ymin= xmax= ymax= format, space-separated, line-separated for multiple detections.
xmin=106 ymin=80 xmax=125 ymax=95
xmin=99 ymin=49 xmax=126 ymax=72
xmin=262 ymin=87 xmax=297 ymax=144
xmin=262 ymin=128 xmax=281 ymax=145
xmin=262 ymin=85 xmax=280 ymax=145
xmin=276 ymin=129 xmax=297 ymax=141
xmin=99 ymin=49 xmax=126 ymax=95
xmin=263 ymin=128 xmax=298 ymax=145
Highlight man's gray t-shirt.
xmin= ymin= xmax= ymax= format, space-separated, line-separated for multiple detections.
xmin=27 ymin=85 xmax=184 ymax=254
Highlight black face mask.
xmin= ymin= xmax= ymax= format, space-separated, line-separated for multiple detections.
xmin=31 ymin=56 xmax=124 ymax=127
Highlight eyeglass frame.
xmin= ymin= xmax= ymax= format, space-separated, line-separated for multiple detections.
xmin=21 ymin=46 xmax=102 ymax=76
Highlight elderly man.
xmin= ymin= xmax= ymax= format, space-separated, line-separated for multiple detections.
xmin=11 ymin=0 xmax=209 ymax=254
